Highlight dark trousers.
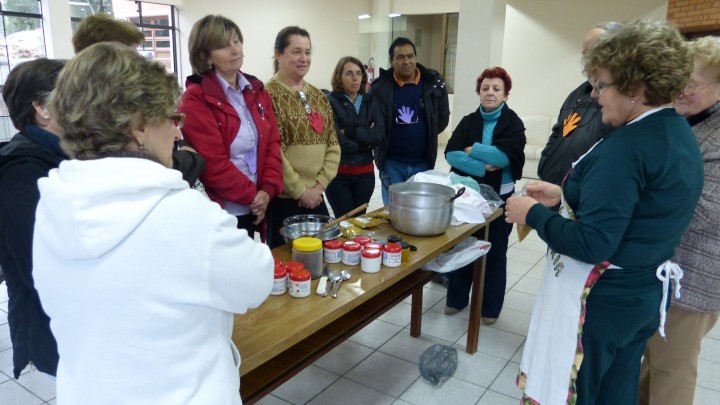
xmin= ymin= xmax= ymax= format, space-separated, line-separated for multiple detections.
xmin=266 ymin=196 xmax=330 ymax=249
xmin=235 ymin=214 xmax=256 ymax=239
xmin=574 ymin=269 xmax=663 ymax=405
xmin=325 ymin=172 xmax=375 ymax=218
xmin=446 ymin=190 xmax=513 ymax=317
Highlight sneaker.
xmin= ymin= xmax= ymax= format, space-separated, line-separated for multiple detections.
xmin=444 ymin=306 xmax=461 ymax=315
xmin=482 ymin=317 xmax=497 ymax=325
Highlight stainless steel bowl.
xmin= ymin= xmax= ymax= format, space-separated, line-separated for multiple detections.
xmin=280 ymin=214 xmax=342 ymax=246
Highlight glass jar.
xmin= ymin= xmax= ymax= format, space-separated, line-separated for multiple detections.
xmin=323 ymin=239 xmax=343 ymax=263
xmin=292 ymin=237 xmax=323 ymax=279
xmin=383 ymin=243 xmax=402 ymax=267
xmin=288 ymin=268 xmax=311 ymax=298
xmin=361 ymin=248 xmax=382 ymax=273
xmin=342 ymin=241 xmax=362 ymax=266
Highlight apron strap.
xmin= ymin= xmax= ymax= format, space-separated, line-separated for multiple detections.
xmin=655 ymin=260 xmax=683 ymax=338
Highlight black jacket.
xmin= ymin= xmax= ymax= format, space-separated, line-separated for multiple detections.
xmin=0 ymin=127 xmax=64 ymax=378
xmin=324 ymin=90 xmax=385 ymax=167
xmin=370 ymin=63 xmax=450 ymax=170
xmin=445 ymin=104 xmax=526 ymax=193
xmin=537 ymin=81 xmax=614 ymax=185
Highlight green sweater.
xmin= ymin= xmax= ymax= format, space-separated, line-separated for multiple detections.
xmin=527 ymin=108 xmax=703 ymax=271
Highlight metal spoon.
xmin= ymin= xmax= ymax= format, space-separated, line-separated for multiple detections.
xmin=324 ymin=269 xmax=342 ymax=297
xmin=331 ymin=269 xmax=352 ymax=298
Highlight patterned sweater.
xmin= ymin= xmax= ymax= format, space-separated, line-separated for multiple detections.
xmin=673 ymin=105 xmax=720 ymax=313
xmin=266 ymin=75 xmax=340 ymax=199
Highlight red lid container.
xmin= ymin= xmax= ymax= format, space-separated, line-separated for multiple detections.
xmin=343 ymin=241 xmax=362 ymax=252
xmin=364 ymin=242 xmax=382 ymax=251
xmin=289 ymin=268 xmax=311 ymax=281
xmin=323 ymin=239 xmax=343 ymax=249
xmin=383 ymin=242 xmax=402 ymax=253
xmin=274 ymin=263 xmax=287 ymax=278
xmin=353 ymin=235 xmax=372 ymax=246
xmin=284 ymin=261 xmax=305 ymax=272
xmin=362 ymin=248 xmax=382 ymax=258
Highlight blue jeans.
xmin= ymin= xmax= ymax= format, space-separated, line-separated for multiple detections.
xmin=379 ymin=160 xmax=431 ymax=205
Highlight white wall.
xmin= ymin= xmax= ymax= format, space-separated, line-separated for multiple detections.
xmin=502 ymin=0 xmax=668 ymax=117
xmin=175 ymin=0 xmax=361 ymax=90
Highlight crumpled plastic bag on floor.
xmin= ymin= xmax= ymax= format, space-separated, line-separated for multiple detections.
xmin=418 ymin=344 xmax=458 ymax=385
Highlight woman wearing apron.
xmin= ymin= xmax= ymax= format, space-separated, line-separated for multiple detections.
xmin=504 ymin=20 xmax=704 ymax=405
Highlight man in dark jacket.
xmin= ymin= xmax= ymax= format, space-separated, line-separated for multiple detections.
xmin=370 ymin=37 xmax=450 ymax=204
xmin=537 ymin=22 xmax=620 ymax=185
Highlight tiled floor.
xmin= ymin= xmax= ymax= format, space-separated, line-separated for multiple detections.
xmin=1 ymin=137 xmax=719 ymax=404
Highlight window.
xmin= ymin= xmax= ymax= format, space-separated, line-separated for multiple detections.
xmin=69 ymin=1 xmax=179 ymax=73
xmin=1 ymin=0 xmax=46 ymax=141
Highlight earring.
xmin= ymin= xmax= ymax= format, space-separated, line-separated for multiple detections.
xmin=139 ymin=143 xmax=148 ymax=150
xmin=629 ymin=100 xmax=635 ymax=104
xmin=43 ymin=115 xmax=50 ymax=119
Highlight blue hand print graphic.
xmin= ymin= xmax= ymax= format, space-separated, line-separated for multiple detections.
xmin=396 ymin=105 xmax=418 ymax=125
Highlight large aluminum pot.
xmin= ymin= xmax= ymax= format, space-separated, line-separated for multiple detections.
xmin=389 ymin=182 xmax=464 ymax=236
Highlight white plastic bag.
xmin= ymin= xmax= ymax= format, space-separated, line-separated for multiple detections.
xmin=450 ymin=185 xmax=493 ymax=225
xmin=422 ymin=237 xmax=492 ymax=273
xmin=408 ymin=170 xmax=453 ymax=187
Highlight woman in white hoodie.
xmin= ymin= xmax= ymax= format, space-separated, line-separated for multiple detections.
xmin=32 ymin=42 xmax=274 ymax=405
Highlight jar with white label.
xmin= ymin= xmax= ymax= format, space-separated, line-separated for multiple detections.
xmin=342 ymin=241 xmax=362 ymax=266
xmin=323 ymin=239 xmax=342 ymax=263
xmin=361 ymin=248 xmax=382 ymax=273
xmin=383 ymin=243 xmax=402 ymax=267
xmin=271 ymin=262 xmax=287 ymax=295
xmin=288 ymin=268 xmax=311 ymax=298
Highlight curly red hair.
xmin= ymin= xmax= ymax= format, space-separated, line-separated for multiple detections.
xmin=475 ymin=67 xmax=512 ymax=95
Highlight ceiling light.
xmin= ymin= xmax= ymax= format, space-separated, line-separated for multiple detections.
xmin=389 ymin=13 xmax=401 ymax=18
xmin=358 ymin=14 xmax=371 ymax=20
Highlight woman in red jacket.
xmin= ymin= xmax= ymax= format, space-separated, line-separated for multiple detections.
xmin=180 ymin=15 xmax=283 ymax=239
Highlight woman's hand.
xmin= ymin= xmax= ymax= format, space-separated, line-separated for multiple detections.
xmin=504 ymin=195 xmax=539 ymax=225
xmin=525 ymin=181 xmax=562 ymax=207
xmin=298 ymin=186 xmax=324 ymax=209
xmin=250 ymin=190 xmax=270 ymax=224
xmin=485 ymin=164 xmax=501 ymax=172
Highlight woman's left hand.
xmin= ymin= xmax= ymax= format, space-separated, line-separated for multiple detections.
xmin=504 ymin=195 xmax=539 ymax=225
xmin=250 ymin=190 xmax=270 ymax=219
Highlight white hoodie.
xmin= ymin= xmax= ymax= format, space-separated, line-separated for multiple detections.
xmin=33 ymin=157 xmax=273 ymax=405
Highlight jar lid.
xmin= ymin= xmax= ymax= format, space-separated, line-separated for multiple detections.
xmin=362 ymin=248 xmax=382 ymax=258
xmin=289 ymin=268 xmax=311 ymax=281
xmin=343 ymin=241 xmax=362 ymax=251
xmin=399 ymin=241 xmax=410 ymax=249
xmin=293 ymin=237 xmax=322 ymax=252
xmin=284 ymin=261 xmax=305 ymax=271
xmin=365 ymin=242 xmax=382 ymax=251
xmin=323 ymin=239 xmax=343 ymax=249
xmin=387 ymin=235 xmax=402 ymax=243
xmin=383 ymin=242 xmax=402 ymax=253
xmin=274 ymin=259 xmax=282 ymax=267
xmin=274 ymin=265 xmax=287 ymax=278
xmin=354 ymin=235 xmax=372 ymax=245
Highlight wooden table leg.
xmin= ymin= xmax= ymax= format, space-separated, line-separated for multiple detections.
xmin=410 ymin=283 xmax=424 ymax=337
xmin=466 ymin=224 xmax=490 ymax=354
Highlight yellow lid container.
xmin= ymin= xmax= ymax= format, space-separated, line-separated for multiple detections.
xmin=292 ymin=237 xmax=322 ymax=252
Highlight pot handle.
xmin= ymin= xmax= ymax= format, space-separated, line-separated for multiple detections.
xmin=447 ymin=187 xmax=466 ymax=203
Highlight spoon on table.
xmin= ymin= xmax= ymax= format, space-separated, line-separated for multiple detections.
xmin=324 ymin=269 xmax=342 ymax=297
xmin=331 ymin=269 xmax=352 ymax=298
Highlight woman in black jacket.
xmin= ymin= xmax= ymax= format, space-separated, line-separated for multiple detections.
xmin=324 ymin=56 xmax=385 ymax=217
xmin=443 ymin=67 xmax=526 ymax=324
xmin=0 ymin=58 xmax=65 ymax=379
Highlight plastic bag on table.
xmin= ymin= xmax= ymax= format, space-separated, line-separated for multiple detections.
xmin=450 ymin=185 xmax=493 ymax=225
xmin=477 ymin=184 xmax=503 ymax=211
xmin=407 ymin=170 xmax=453 ymax=187
xmin=419 ymin=344 xmax=458 ymax=385
xmin=421 ymin=237 xmax=492 ymax=273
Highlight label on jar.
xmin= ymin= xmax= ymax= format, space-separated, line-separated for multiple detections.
xmin=342 ymin=249 xmax=361 ymax=266
xmin=383 ymin=250 xmax=402 ymax=267
xmin=270 ymin=278 xmax=287 ymax=295
xmin=324 ymin=247 xmax=342 ymax=263
xmin=288 ymin=279 xmax=311 ymax=297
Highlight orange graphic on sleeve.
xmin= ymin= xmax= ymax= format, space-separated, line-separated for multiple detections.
xmin=563 ymin=112 xmax=581 ymax=137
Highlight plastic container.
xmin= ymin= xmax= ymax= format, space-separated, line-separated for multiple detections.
xmin=353 ymin=235 xmax=372 ymax=248
xmin=342 ymin=241 xmax=362 ymax=266
xmin=292 ymin=237 xmax=323 ymax=279
xmin=364 ymin=242 xmax=382 ymax=252
xmin=284 ymin=262 xmax=305 ymax=288
xmin=399 ymin=241 xmax=411 ymax=263
xmin=361 ymin=248 xmax=382 ymax=273
xmin=323 ymin=239 xmax=343 ymax=263
xmin=288 ymin=268 xmax=311 ymax=298
xmin=271 ymin=263 xmax=287 ymax=295
xmin=383 ymin=243 xmax=402 ymax=267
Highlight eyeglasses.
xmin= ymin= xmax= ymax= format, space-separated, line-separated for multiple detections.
xmin=684 ymin=81 xmax=717 ymax=93
xmin=591 ymin=81 xmax=616 ymax=93
xmin=298 ymin=91 xmax=312 ymax=114
xmin=342 ymin=71 xmax=363 ymax=78
xmin=169 ymin=112 xmax=185 ymax=130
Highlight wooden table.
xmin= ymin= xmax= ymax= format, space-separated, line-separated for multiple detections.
xmin=234 ymin=208 xmax=502 ymax=403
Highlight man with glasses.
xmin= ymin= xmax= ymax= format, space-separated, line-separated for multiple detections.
xmin=537 ymin=22 xmax=620 ymax=186
xmin=370 ymin=37 xmax=450 ymax=204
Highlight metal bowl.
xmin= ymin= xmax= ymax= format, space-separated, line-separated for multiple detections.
xmin=280 ymin=214 xmax=342 ymax=246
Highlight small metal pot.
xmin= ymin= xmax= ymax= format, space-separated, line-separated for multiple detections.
xmin=389 ymin=182 xmax=464 ymax=236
